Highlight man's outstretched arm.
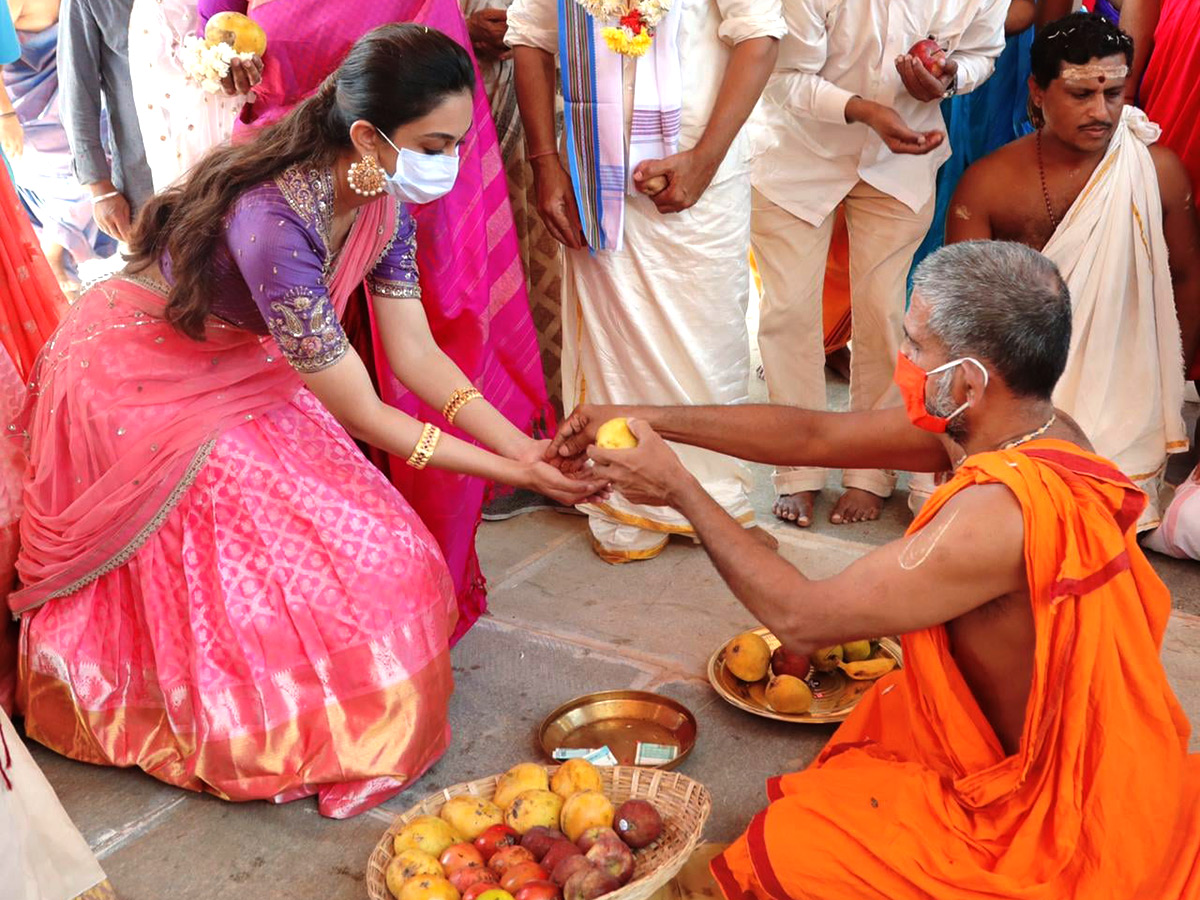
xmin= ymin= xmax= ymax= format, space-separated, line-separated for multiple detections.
xmin=587 ymin=423 xmax=1025 ymax=654
xmin=548 ymin=403 xmax=952 ymax=474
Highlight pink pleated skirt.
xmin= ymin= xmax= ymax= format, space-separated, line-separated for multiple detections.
xmin=19 ymin=390 xmax=458 ymax=818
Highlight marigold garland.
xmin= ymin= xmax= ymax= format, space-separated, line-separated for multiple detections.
xmin=580 ymin=0 xmax=670 ymax=57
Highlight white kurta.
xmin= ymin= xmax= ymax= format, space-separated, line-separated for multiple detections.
xmin=0 ymin=711 xmax=108 ymax=900
xmin=507 ymin=0 xmax=785 ymax=559
xmin=1044 ymin=106 xmax=1187 ymax=530
xmin=127 ymin=0 xmax=244 ymax=193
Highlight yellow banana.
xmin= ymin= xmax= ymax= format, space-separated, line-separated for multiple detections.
xmin=837 ymin=657 xmax=897 ymax=680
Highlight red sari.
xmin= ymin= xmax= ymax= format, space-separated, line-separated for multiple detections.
xmin=1140 ymin=0 xmax=1200 ymax=377
xmin=0 ymin=159 xmax=65 ymax=714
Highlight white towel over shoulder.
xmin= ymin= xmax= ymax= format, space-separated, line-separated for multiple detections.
xmin=1044 ymin=105 xmax=1187 ymax=529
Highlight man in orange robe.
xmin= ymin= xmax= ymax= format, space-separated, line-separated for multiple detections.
xmin=547 ymin=240 xmax=1200 ymax=898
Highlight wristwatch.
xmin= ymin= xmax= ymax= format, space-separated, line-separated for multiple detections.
xmin=942 ymin=70 xmax=959 ymax=100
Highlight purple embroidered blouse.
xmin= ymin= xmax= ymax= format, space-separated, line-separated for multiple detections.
xmin=168 ymin=164 xmax=421 ymax=373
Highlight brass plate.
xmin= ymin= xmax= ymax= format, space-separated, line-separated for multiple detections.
xmin=538 ymin=690 xmax=697 ymax=770
xmin=707 ymin=628 xmax=903 ymax=724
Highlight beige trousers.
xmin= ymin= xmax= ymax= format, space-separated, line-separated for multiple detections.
xmin=752 ymin=181 xmax=935 ymax=497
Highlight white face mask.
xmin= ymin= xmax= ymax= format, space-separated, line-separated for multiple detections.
xmin=376 ymin=128 xmax=459 ymax=204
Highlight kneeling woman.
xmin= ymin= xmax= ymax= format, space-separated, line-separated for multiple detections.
xmin=9 ymin=25 xmax=599 ymax=818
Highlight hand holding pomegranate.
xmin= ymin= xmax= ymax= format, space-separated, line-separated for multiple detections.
xmin=896 ymin=38 xmax=958 ymax=103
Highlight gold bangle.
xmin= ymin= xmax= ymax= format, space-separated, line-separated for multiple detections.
xmin=442 ymin=387 xmax=483 ymax=425
xmin=406 ymin=422 xmax=442 ymax=470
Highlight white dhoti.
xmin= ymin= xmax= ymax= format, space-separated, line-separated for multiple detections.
xmin=1044 ymin=106 xmax=1187 ymax=530
xmin=128 ymin=0 xmax=244 ymax=193
xmin=563 ymin=177 xmax=756 ymax=561
xmin=0 ymin=712 xmax=109 ymax=900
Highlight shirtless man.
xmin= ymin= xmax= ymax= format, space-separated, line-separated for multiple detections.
xmin=947 ymin=12 xmax=1200 ymax=526
xmin=547 ymin=240 xmax=1200 ymax=895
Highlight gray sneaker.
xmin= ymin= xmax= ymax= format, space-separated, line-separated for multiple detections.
xmin=481 ymin=489 xmax=584 ymax=521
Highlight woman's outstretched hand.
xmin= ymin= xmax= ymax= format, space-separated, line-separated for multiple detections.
xmin=524 ymin=459 xmax=609 ymax=507
xmin=545 ymin=403 xmax=619 ymax=472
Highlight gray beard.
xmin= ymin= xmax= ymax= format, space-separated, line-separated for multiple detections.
xmin=928 ymin=370 xmax=969 ymax=443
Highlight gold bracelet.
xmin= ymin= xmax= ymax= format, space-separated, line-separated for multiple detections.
xmin=442 ymin=387 xmax=483 ymax=425
xmin=406 ymin=422 xmax=442 ymax=470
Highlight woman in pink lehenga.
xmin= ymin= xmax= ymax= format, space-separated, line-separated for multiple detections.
xmin=201 ymin=0 xmax=553 ymax=640
xmin=10 ymin=25 xmax=600 ymax=819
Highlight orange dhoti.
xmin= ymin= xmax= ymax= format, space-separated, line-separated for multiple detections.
xmin=713 ymin=440 xmax=1200 ymax=898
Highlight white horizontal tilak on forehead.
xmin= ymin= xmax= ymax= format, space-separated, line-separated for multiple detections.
xmin=1061 ymin=63 xmax=1129 ymax=83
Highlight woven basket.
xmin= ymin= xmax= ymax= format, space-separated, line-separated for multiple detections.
xmin=367 ymin=766 xmax=712 ymax=900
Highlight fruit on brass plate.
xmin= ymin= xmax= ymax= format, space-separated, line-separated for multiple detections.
xmin=842 ymin=640 xmax=872 ymax=662
xmin=838 ymin=657 xmax=898 ymax=680
xmin=725 ymin=632 xmax=771 ymax=682
xmin=809 ymin=645 xmax=844 ymax=673
xmin=764 ymin=675 xmax=814 ymax=714
xmin=769 ymin=646 xmax=809 ymax=679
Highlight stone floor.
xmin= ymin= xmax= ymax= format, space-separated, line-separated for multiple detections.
xmin=19 ymin=366 xmax=1200 ymax=899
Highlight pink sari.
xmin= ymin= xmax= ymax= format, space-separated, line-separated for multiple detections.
xmin=14 ymin=197 xmax=459 ymax=818
xmin=232 ymin=0 xmax=552 ymax=640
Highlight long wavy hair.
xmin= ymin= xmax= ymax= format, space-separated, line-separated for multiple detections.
xmin=126 ymin=23 xmax=475 ymax=339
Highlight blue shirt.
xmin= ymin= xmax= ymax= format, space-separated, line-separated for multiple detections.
xmin=0 ymin=1 xmax=17 ymax=64
xmin=1 ymin=1 xmax=17 ymax=179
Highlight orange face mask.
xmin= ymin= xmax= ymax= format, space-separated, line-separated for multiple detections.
xmin=893 ymin=352 xmax=988 ymax=434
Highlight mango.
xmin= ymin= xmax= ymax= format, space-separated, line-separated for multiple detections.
xmin=550 ymin=759 xmax=604 ymax=800
xmin=560 ymin=791 xmax=615 ymax=843
xmin=504 ymin=790 xmax=564 ymax=835
xmin=494 ymin=763 xmax=551 ymax=811
xmin=441 ymin=796 xmax=506 ymax=841
xmin=396 ymin=816 xmax=465 ymax=858
xmin=725 ymin=632 xmax=771 ymax=682
xmin=764 ymin=675 xmax=813 ymax=714
xmin=398 ymin=875 xmax=461 ymax=900
xmin=387 ymin=849 xmax=445 ymax=892
xmin=809 ymin=645 xmax=844 ymax=673
xmin=204 ymin=11 xmax=267 ymax=56
xmin=596 ymin=418 xmax=638 ymax=450
xmin=842 ymin=640 xmax=872 ymax=662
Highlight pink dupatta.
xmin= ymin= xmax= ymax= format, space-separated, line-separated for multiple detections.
xmin=9 ymin=197 xmax=398 ymax=615
xmin=223 ymin=0 xmax=551 ymax=640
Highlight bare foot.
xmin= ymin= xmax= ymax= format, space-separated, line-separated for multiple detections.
xmin=830 ymin=487 xmax=883 ymax=524
xmin=747 ymin=525 xmax=780 ymax=552
xmin=773 ymin=491 xmax=816 ymax=527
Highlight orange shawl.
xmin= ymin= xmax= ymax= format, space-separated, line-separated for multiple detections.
xmin=714 ymin=440 xmax=1200 ymax=899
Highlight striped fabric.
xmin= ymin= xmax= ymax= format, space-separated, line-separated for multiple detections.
xmin=558 ymin=0 xmax=682 ymax=251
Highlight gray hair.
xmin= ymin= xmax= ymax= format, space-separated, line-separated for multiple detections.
xmin=912 ymin=241 xmax=1072 ymax=399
